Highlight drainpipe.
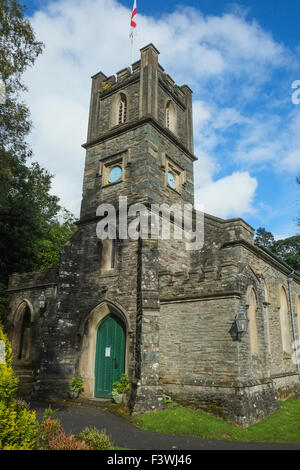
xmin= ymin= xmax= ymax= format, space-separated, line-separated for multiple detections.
xmin=287 ymin=271 xmax=300 ymax=381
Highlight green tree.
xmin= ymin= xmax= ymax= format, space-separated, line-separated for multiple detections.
xmin=0 ymin=0 xmax=45 ymax=281
xmin=254 ymin=227 xmax=276 ymax=249
xmin=0 ymin=2 xmax=77 ymax=322
xmin=0 ymin=0 xmax=43 ymax=207
xmin=0 ymin=0 xmax=43 ymax=162
xmin=35 ymin=209 xmax=77 ymax=270
xmin=255 ymin=227 xmax=300 ymax=273
xmin=0 ymin=161 xmax=61 ymax=283
xmin=271 ymin=236 xmax=300 ymax=273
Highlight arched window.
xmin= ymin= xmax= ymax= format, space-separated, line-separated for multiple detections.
xmin=109 ymin=92 xmax=128 ymax=128
xmin=18 ymin=307 xmax=31 ymax=360
xmin=118 ymin=93 xmax=127 ymax=124
xmin=296 ymin=295 xmax=300 ymax=341
xmin=262 ymin=279 xmax=271 ymax=355
xmin=247 ymin=288 xmax=258 ymax=356
xmin=100 ymin=239 xmax=115 ymax=272
xmin=165 ymin=100 xmax=176 ymax=134
xmin=279 ymin=287 xmax=291 ymax=354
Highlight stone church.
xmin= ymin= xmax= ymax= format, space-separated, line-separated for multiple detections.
xmin=6 ymin=44 xmax=300 ymax=426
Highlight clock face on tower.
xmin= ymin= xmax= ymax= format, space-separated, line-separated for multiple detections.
xmin=167 ymin=170 xmax=176 ymax=189
xmin=109 ymin=165 xmax=122 ymax=183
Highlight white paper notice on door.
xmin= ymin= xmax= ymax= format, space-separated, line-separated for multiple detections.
xmin=105 ymin=347 xmax=111 ymax=357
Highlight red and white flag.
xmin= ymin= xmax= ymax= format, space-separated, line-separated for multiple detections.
xmin=130 ymin=0 xmax=137 ymax=39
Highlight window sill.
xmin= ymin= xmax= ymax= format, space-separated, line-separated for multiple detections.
xmin=166 ymin=184 xmax=182 ymax=195
xmin=102 ymin=179 xmax=124 ymax=188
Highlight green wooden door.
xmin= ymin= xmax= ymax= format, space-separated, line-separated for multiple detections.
xmin=94 ymin=315 xmax=125 ymax=398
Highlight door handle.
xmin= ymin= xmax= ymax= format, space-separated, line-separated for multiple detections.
xmin=114 ymin=358 xmax=118 ymax=369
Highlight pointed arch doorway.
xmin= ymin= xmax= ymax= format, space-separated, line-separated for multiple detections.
xmin=94 ymin=314 xmax=126 ymax=398
xmin=11 ymin=301 xmax=34 ymax=362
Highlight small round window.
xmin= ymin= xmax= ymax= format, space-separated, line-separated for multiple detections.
xmin=109 ymin=165 xmax=122 ymax=183
xmin=168 ymin=171 xmax=176 ymax=189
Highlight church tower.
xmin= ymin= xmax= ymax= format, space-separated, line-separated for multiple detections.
xmin=80 ymin=43 xmax=195 ymax=219
xmin=32 ymin=44 xmax=197 ymax=412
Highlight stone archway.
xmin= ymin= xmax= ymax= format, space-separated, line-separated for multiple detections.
xmin=78 ymin=300 xmax=130 ymax=398
xmin=11 ymin=301 xmax=34 ymax=361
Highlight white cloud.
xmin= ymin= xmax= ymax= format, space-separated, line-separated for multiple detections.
xmin=194 ymin=149 xmax=220 ymax=187
xmin=283 ymin=149 xmax=300 ymax=172
xmin=232 ymin=108 xmax=300 ymax=172
xmin=193 ymin=100 xmax=212 ymax=129
xmin=195 ymin=172 xmax=258 ymax=219
xmin=274 ymin=233 xmax=293 ymax=241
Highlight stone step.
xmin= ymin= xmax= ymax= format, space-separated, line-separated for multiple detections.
xmin=14 ymin=369 xmax=36 ymax=377
xmin=15 ymin=373 xmax=35 ymax=383
xmin=13 ymin=361 xmax=36 ymax=370
xmin=14 ymin=364 xmax=37 ymax=399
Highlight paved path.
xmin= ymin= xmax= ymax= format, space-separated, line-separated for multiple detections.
xmin=31 ymin=401 xmax=300 ymax=450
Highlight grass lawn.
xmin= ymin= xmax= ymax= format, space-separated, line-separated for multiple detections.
xmin=132 ymin=396 xmax=300 ymax=443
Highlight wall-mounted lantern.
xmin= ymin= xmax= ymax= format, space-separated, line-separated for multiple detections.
xmin=38 ymin=291 xmax=47 ymax=312
xmin=228 ymin=305 xmax=249 ymax=341
xmin=234 ymin=306 xmax=249 ymax=340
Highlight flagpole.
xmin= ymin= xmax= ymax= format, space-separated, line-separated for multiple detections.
xmin=131 ymin=35 xmax=134 ymax=66
xmin=130 ymin=0 xmax=137 ymax=66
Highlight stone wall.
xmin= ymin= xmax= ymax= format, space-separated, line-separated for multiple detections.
xmin=224 ymin=241 xmax=300 ymax=399
xmin=157 ymin=215 xmax=300 ymax=424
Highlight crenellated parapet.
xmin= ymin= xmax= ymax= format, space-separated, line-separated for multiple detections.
xmin=158 ymin=261 xmax=241 ymax=302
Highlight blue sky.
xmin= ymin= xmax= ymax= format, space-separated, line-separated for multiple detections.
xmin=21 ymin=0 xmax=300 ymax=238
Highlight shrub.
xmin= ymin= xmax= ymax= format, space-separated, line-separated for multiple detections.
xmin=43 ymin=405 xmax=59 ymax=419
xmin=48 ymin=434 xmax=91 ymax=450
xmin=78 ymin=427 xmax=114 ymax=450
xmin=37 ymin=418 xmax=91 ymax=450
xmin=36 ymin=418 xmax=63 ymax=450
xmin=0 ymin=323 xmax=38 ymax=450
xmin=0 ymin=401 xmax=37 ymax=450
xmin=70 ymin=377 xmax=84 ymax=393
xmin=112 ymin=373 xmax=130 ymax=394
xmin=0 ymin=364 xmax=19 ymax=405
xmin=112 ymin=374 xmax=130 ymax=404
xmin=0 ymin=324 xmax=18 ymax=405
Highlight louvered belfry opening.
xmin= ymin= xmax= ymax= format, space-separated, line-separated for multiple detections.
xmin=118 ymin=94 xmax=127 ymax=124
